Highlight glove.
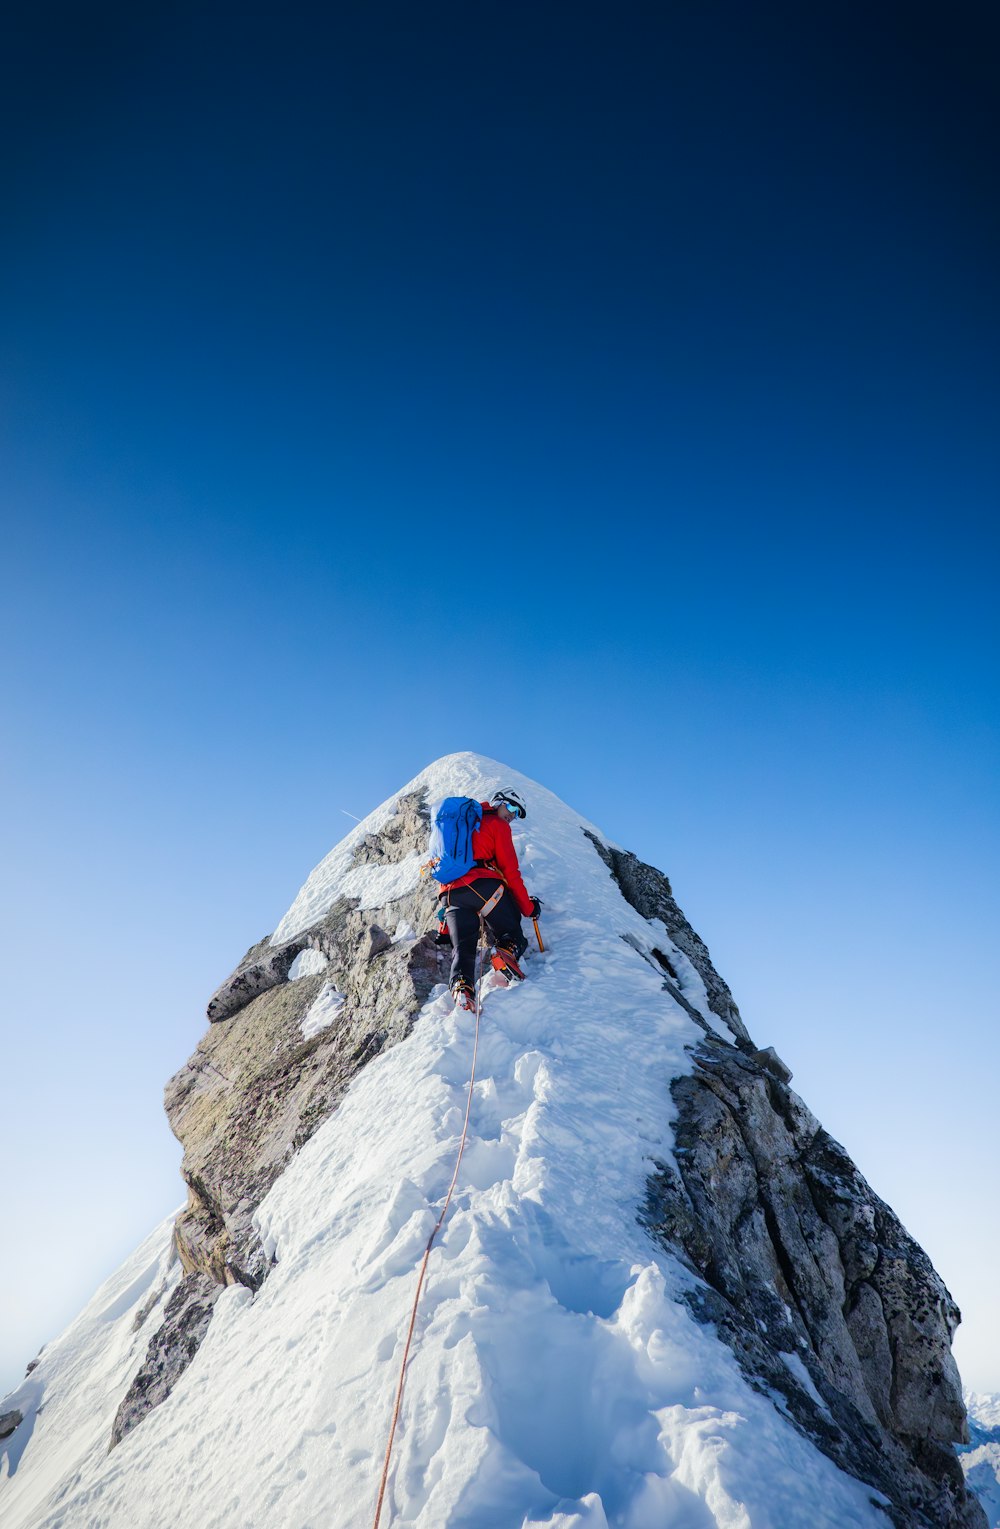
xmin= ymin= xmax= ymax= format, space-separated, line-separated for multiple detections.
xmin=529 ymin=897 xmax=542 ymax=920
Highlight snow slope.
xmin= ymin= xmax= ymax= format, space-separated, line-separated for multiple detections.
xmin=0 ymin=1214 xmax=180 ymax=1529
xmin=1 ymin=754 xmax=892 ymax=1527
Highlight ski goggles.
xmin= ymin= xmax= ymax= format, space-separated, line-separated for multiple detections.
xmin=501 ymin=799 xmax=525 ymax=819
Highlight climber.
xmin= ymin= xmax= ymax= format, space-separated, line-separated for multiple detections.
xmin=440 ymin=789 xmax=541 ymax=1010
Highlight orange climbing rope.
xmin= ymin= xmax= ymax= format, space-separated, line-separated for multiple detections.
xmin=371 ymin=925 xmax=488 ymax=1529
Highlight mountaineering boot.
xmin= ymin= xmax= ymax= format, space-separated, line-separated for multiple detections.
xmin=491 ymin=945 xmax=525 ymax=984
xmin=452 ymin=979 xmax=476 ymax=1012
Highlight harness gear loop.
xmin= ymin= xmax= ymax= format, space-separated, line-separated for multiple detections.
xmin=371 ymin=915 xmax=490 ymax=1529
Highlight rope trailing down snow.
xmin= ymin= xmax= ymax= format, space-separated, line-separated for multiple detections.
xmin=372 ymin=924 xmax=489 ymax=1529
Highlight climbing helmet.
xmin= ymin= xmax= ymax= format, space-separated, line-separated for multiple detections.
xmin=491 ymin=789 xmax=526 ymax=820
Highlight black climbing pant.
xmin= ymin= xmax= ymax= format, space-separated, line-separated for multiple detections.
xmin=443 ymin=878 xmax=527 ymax=989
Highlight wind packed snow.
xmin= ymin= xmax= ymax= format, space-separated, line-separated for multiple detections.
xmin=1 ymin=753 xmax=894 ymax=1528
xmin=301 ymin=981 xmax=346 ymax=1039
xmin=288 ymin=948 xmax=330 ymax=981
xmin=778 ymin=1352 xmax=833 ymax=1423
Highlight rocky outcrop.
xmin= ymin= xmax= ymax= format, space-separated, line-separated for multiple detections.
xmin=643 ymin=1035 xmax=985 ymax=1528
xmin=351 ymin=793 xmax=429 ymax=866
xmin=110 ymin=1275 xmax=221 ymax=1449
xmin=205 ymin=936 xmax=307 ymax=1024
xmin=112 ymin=791 xmax=446 ymax=1447
xmin=584 ymin=830 xmax=750 ymax=1044
xmin=0 ymin=1411 xmax=22 ymax=1440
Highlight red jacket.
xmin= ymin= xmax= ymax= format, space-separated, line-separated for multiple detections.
xmin=442 ymin=804 xmax=534 ymax=916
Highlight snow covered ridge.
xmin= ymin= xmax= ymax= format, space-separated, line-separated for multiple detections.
xmin=0 ymin=752 xmax=988 ymax=1527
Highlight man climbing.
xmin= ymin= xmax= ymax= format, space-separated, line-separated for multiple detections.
xmin=440 ymin=789 xmax=541 ymax=1010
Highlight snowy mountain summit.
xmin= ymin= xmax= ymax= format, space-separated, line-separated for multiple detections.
xmin=0 ymin=754 xmax=987 ymax=1528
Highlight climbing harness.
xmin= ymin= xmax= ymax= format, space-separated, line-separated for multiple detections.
xmin=371 ymin=921 xmax=490 ymax=1529
xmin=471 ymin=883 xmax=504 ymax=920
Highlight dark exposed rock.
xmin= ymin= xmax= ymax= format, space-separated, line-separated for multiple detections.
xmin=109 ymin=1275 xmax=221 ymax=1450
xmin=206 ymin=935 xmax=307 ymax=1023
xmin=0 ymin=1410 xmax=22 ymax=1439
xmin=351 ymin=791 xmax=430 ymax=867
xmin=749 ymin=1044 xmax=793 ymax=1083
xmin=585 ymin=830 xmax=750 ymax=1044
xmin=361 ymin=923 xmax=392 ymax=961
xmin=643 ymin=1036 xmax=985 ymax=1528
xmin=622 ymin=933 xmax=717 ymax=1036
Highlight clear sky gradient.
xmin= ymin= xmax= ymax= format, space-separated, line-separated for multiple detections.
xmin=2 ymin=2 xmax=997 ymax=1400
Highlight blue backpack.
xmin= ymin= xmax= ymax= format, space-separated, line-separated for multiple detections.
xmin=428 ymin=796 xmax=483 ymax=884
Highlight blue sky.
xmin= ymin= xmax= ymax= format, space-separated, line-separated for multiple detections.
xmin=2 ymin=1 xmax=998 ymax=1398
